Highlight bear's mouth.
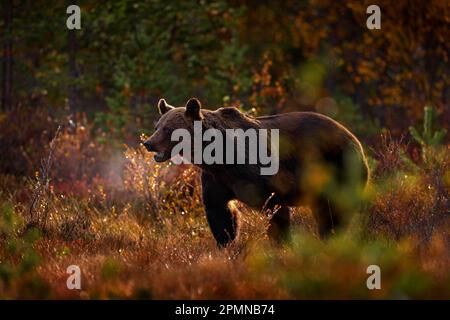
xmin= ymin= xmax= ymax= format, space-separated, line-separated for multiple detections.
xmin=154 ymin=151 xmax=171 ymax=163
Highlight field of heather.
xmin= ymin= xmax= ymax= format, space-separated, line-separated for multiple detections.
xmin=0 ymin=109 xmax=448 ymax=299
xmin=0 ymin=0 xmax=449 ymax=300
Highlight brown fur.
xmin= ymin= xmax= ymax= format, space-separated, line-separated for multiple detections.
xmin=144 ymin=99 xmax=370 ymax=246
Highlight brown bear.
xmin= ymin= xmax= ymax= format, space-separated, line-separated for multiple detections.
xmin=143 ymin=98 xmax=369 ymax=247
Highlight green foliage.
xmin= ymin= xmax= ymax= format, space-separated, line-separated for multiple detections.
xmin=409 ymin=106 xmax=447 ymax=147
xmin=248 ymin=232 xmax=438 ymax=299
xmin=332 ymin=94 xmax=379 ymax=140
xmin=90 ymin=0 xmax=251 ymax=135
xmin=101 ymin=258 xmax=122 ymax=281
xmin=0 ymin=203 xmax=49 ymax=298
xmin=409 ymin=106 xmax=447 ymax=163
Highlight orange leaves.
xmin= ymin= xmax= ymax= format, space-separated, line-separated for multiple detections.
xmin=249 ymin=56 xmax=287 ymax=112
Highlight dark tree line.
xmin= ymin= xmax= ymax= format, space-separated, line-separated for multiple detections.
xmin=1 ymin=1 xmax=448 ymax=138
xmin=2 ymin=0 xmax=12 ymax=111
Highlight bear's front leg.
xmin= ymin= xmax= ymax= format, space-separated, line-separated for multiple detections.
xmin=201 ymin=172 xmax=238 ymax=247
xmin=267 ymin=205 xmax=291 ymax=243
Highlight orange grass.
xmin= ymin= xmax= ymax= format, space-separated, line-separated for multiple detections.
xmin=0 ymin=119 xmax=448 ymax=299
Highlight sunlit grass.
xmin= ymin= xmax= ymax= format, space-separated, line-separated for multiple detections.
xmin=0 ymin=125 xmax=448 ymax=299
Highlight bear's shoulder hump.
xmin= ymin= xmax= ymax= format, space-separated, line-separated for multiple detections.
xmin=217 ymin=107 xmax=243 ymax=117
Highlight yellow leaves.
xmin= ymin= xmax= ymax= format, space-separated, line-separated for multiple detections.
xmin=301 ymin=163 xmax=332 ymax=194
xmin=250 ymin=55 xmax=287 ymax=109
xmin=95 ymin=84 xmax=103 ymax=94
xmin=444 ymin=168 xmax=450 ymax=189
xmin=0 ymin=112 xmax=7 ymax=126
xmin=122 ymin=83 xmax=130 ymax=97
xmin=252 ymin=57 xmax=273 ymax=87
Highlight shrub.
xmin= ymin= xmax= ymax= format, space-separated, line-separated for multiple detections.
xmin=369 ymin=134 xmax=449 ymax=245
xmin=0 ymin=106 xmax=57 ymax=176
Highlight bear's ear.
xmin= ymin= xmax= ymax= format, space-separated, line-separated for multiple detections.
xmin=185 ymin=98 xmax=203 ymax=120
xmin=157 ymin=99 xmax=174 ymax=115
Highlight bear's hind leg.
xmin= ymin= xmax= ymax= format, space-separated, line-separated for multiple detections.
xmin=313 ymin=197 xmax=342 ymax=238
xmin=267 ymin=205 xmax=291 ymax=243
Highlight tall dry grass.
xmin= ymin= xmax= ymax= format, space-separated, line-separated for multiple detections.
xmin=0 ymin=109 xmax=449 ymax=299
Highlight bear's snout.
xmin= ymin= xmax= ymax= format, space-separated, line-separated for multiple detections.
xmin=142 ymin=140 xmax=156 ymax=152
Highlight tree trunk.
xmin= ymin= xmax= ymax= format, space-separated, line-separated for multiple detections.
xmin=67 ymin=30 xmax=78 ymax=114
xmin=2 ymin=0 xmax=13 ymax=111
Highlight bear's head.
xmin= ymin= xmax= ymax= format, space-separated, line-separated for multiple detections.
xmin=143 ymin=98 xmax=203 ymax=162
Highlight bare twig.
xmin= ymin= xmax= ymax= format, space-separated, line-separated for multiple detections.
xmin=29 ymin=125 xmax=61 ymax=230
